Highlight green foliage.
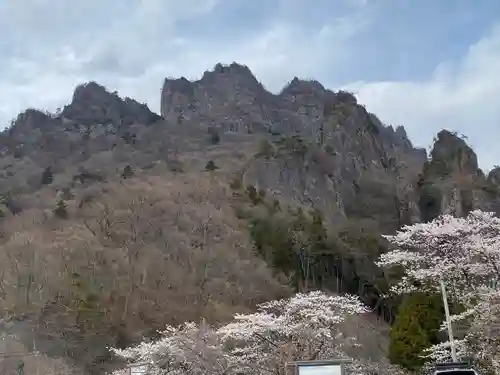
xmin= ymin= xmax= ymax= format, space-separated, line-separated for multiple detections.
xmin=389 ymin=292 xmax=444 ymax=370
xmin=205 ymin=160 xmax=218 ymax=171
xmin=67 ymin=272 xmax=105 ymax=327
xmin=249 ymin=216 xmax=294 ymax=273
xmin=54 ymin=199 xmax=69 ymax=219
xmin=246 ymin=202 xmax=333 ymax=289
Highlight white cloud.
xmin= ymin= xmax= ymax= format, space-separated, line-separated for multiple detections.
xmin=345 ymin=23 xmax=500 ymax=171
xmin=0 ymin=0 xmax=372 ymax=124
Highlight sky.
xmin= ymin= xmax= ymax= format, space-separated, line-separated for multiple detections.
xmin=1 ymin=0 xmax=500 ymax=171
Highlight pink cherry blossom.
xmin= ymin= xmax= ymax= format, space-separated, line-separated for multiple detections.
xmin=377 ymin=210 xmax=500 ymax=372
xmin=109 ymin=291 xmax=404 ymax=375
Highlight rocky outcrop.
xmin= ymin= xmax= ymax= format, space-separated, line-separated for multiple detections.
xmin=161 ymin=62 xmax=274 ymax=134
xmin=161 ymin=62 xmax=427 ymax=232
xmin=417 ymin=130 xmax=500 ymax=221
xmin=487 ymin=167 xmax=500 ymax=186
xmin=1 ymin=62 xmax=497 ymax=232
xmin=62 ymin=81 xmax=162 ymax=127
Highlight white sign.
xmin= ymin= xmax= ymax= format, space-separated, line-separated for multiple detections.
xmin=297 ymin=363 xmax=343 ymax=375
xmin=129 ymin=364 xmax=148 ymax=375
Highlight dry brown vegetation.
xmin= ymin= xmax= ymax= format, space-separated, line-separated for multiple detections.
xmin=0 ymin=170 xmax=290 ymax=372
xmin=0 ymin=334 xmax=80 ymax=375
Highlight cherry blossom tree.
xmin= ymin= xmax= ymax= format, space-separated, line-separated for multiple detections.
xmin=377 ymin=210 xmax=500 ymax=300
xmin=217 ymin=291 xmax=367 ymax=374
xmin=376 ymin=210 xmax=500 ymax=370
xmin=423 ymin=288 xmax=500 ymax=373
xmin=110 ymin=291 xmax=407 ymax=375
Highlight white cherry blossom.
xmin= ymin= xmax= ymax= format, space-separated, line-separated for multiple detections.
xmin=109 ymin=291 xmax=405 ymax=375
xmin=377 ymin=210 xmax=500 ymax=371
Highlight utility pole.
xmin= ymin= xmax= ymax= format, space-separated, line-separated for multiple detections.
xmin=440 ymin=278 xmax=457 ymax=361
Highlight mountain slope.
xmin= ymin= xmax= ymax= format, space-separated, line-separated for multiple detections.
xmin=0 ymin=62 xmax=498 ymax=373
xmin=161 ymin=62 xmax=428 ymax=232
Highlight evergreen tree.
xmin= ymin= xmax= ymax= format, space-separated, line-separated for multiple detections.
xmin=388 ymin=292 xmax=444 ymax=370
xmin=122 ymin=165 xmax=134 ymax=178
xmin=41 ymin=166 xmax=54 ymax=185
xmin=205 ymin=160 xmax=218 ymax=171
xmin=54 ymin=199 xmax=69 ymax=219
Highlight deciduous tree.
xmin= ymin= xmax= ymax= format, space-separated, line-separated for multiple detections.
xmin=377 ymin=210 xmax=500 ymax=372
xmin=111 ymin=291 xmax=405 ymax=375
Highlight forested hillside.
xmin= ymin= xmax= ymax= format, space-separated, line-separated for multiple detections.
xmin=0 ymin=63 xmax=498 ymax=374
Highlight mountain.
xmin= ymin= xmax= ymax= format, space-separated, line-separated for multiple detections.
xmin=161 ymin=62 xmax=429 ymax=231
xmin=0 ymin=62 xmax=498 ymax=373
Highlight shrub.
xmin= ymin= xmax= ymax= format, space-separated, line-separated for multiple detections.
xmin=53 ymin=199 xmax=69 ymax=219
xmin=121 ymin=165 xmax=134 ymax=178
xmin=205 ymin=160 xmax=218 ymax=171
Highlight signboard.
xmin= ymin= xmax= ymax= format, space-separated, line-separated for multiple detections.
xmin=130 ymin=365 xmax=147 ymax=375
xmin=127 ymin=363 xmax=148 ymax=375
xmin=297 ymin=363 xmax=342 ymax=375
xmin=289 ymin=359 xmax=349 ymax=375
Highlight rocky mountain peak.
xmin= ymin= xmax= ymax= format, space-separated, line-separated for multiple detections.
xmin=281 ymin=77 xmax=326 ymax=95
xmin=428 ymin=129 xmax=479 ymax=176
xmin=199 ymin=62 xmax=262 ymax=90
xmin=162 ymin=76 xmax=194 ymax=97
xmin=416 ymin=130 xmax=499 ymax=223
xmin=70 ymin=81 xmax=110 ymax=104
xmin=394 ymin=125 xmax=408 ymax=140
xmin=161 ymin=62 xmax=270 ymax=129
xmin=4 ymin=109 xmax=56 ymax=147
xmin=488 ymin=167 xmax=500 ymax=186
xmin=61 ymin=81 xmax=162 ymax=127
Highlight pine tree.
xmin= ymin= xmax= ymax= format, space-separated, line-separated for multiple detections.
xmin=41 ymin=166 xmax=54 ymax=185
xmin=122 ymin=165 xmax=134 ymax=178
xmin=388 ymin=292 xmax=444 ymax=370
xmin=205 ymin=160 xmax=218 ymax=171
xmin=54 ymin=199 xmax=69 ymax=219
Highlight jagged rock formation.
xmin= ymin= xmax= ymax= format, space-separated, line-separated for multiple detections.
xmin=0 ymin=62 xmax=496 ymax=231
xmin=161 ymin=62 xmax=426 ymax=231
xmin=0 ymin=61 xmax=498 ymax=373
xmin=417 ymin=130 xmax=500 ymax=221
xmin=62 ymin=81 xmax=162 ymax=127
xmin=487 ymin=166 xmax=500 ymax=185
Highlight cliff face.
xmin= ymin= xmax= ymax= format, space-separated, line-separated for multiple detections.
xmin=417 ymin=130 xmax=500 ymax=221
xmin=0 ymin=62 xmax=496 ymax=232
xmin=161 ymin=63 xmax=427 ymax=231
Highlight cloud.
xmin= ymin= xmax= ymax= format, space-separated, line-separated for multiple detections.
xmin=0 ymin=0 xmax=373 ymax=123
xmin=0 ymin=0 xmax=499 ymax=170
xmin=346 ymin=23 xmax=500 ymax=171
